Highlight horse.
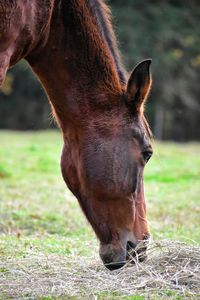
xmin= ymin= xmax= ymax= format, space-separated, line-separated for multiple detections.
xmin=0 ymin=0 xmax=153 ymax=270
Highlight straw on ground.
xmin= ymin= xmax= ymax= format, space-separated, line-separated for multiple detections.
xmin=0 ymin=240 xmax=199 ymax=299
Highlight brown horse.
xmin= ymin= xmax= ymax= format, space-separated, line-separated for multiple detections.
xmin=0 ymin=0 xmax=153 ymax=270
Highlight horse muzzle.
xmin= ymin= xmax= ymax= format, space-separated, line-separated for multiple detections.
xmin=99 ymin=234 xmax=150 ymax=270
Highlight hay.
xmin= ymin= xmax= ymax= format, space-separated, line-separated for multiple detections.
xmin=0 ymin=240 xmax=199 ymax=299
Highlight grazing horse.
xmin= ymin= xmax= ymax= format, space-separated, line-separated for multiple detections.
xmin=0 ymin=0 xmax=153 ymax=270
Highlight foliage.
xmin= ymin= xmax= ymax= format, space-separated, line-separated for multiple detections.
xmin=0 ymin=62 xmax=51 ymax=130
xmin=110 ymin=0 xmax=200 ymax=140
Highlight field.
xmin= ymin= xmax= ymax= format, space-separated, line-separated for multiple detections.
xmin=0 ymin=131 xmax=199 ymax=299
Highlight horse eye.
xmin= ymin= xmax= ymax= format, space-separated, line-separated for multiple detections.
xmin=142 ymin=150 xmax=153 ymax=163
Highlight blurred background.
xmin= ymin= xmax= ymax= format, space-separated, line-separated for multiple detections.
xmin=0 ymin=0 xmax=200 ymax=141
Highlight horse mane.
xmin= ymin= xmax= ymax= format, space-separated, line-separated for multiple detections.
xmin=61 ymin=0 xmax=126 ymax=93
xmin=87 ymin=0 xmax=127 ymax=85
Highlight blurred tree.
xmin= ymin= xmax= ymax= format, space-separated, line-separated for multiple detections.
xmin=1 ymin=74 xmax=13 ymax=96
xmin=0 ymin=61 xmax=52 ymax=130
xmin=0 ymin=0 xmax=199 ymax=140
xmin=109 ymin=0 xmax=200 ymax=140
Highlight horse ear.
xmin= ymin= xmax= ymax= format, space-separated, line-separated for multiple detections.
xmin=126 ymin=59 xmax=152 ymax=113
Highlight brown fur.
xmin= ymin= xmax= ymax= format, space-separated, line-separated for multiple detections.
xmin=0 ymin=0 xmax=153 ymax=270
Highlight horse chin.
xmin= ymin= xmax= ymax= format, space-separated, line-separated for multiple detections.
xmin=104 ymin=260 xmax=126 ymax=271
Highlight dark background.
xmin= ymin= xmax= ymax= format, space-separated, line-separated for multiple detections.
xmin=0 ymin=0 xmax=200 ymax=141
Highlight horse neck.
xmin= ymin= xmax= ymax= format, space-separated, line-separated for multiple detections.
xmin=26 ymin=0 xmax=125 ymax=131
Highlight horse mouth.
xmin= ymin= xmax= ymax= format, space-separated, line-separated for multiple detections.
xmin=102 ymin=237 xmax=149 ymax=270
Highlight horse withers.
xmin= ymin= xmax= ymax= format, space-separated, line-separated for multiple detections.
xmin=0 ymin=0 xmax=153 ymax=270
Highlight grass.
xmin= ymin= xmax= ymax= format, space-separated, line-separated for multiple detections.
xmin=0 ymin=130 xmax=199 ymax=299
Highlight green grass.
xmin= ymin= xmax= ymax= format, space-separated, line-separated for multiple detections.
xmin=0 ymin=131 xmax=97 ymax=259
xmin=0 ymin=130 xmax=199 ymax=299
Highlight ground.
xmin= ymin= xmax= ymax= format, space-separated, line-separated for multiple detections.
xmin=0 ymin=131 xmax=199 ymax=299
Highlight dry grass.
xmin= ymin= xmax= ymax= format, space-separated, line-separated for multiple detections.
xmin=0 ymin=240 xmax=199 ymax=299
